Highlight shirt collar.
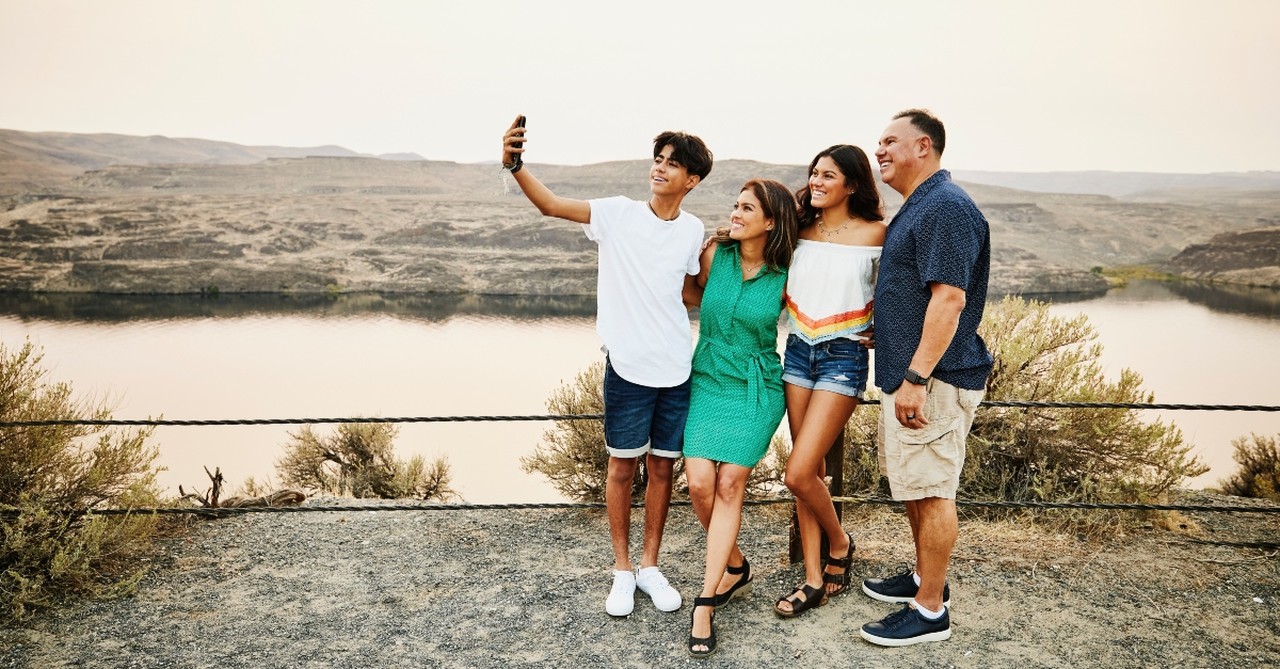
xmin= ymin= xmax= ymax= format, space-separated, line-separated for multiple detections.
xmin=893 ymin=169 xmax=951 ymax=220
xmin=907 ymin=169 xmax=950 ymax=202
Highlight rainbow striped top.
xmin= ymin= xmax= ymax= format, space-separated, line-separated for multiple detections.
xmin=785 ymin=240 xmax=882 ymax=344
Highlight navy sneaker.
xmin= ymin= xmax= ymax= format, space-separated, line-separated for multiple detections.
xmin=860 ymin=604 xmax=951 ymax=647
xmin=861 ymin=570 xmax=951 ymax=607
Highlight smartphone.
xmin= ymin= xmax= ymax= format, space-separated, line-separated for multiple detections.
xmin=513 ymin=115 xmax=526 ymax=151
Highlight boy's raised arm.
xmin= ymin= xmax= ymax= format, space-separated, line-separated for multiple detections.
xmin=502 ymin=115 xmax=592 ymax=224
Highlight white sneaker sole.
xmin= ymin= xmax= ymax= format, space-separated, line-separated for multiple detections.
xmin=860 ymin=583 xmax=951 ymax=607
xmin=637 ymin=589 xmax=682 ymax=612
xmin=606 ymin=598 xmax=634 ymax=617
xmin=859 ymin=626 xmax=951 ymax=647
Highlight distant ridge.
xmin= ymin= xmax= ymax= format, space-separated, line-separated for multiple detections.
xmin=953 ymin=169 xmax=1280 ymax=198
xmin=4 ymin=128 xmax=1277 ymax=198
xmin=0 ymin=129 xmax=364 ymax=169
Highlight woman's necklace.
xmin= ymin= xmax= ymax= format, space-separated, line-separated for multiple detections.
xmin=741 ymin=258 xmax=765 ymax=277
xmin=817 ymin=217 xmax=850 ymax=239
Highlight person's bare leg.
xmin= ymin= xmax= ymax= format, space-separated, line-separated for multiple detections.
xmin=639 ymin=452 xmax=674 ymax=569
xmin=606 ymin=455 xmax=638 ymax=571
xmin=912 ymin=496 xmax=957 ymax=611
xmin=784 ymin=389 xmax=859 ymax=598
xmin=686 ymin=457 xmax=716 ymax=531
xmin=905 ymin=498 xmax=922 ymax=555
xmin=692 ymin=463 xmax=751 ymax=652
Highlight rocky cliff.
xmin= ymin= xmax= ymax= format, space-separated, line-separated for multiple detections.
xmin=2 ymin=130 xmax=1277 ymax=298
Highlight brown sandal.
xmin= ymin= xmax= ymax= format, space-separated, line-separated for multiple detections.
xmin=774 ymin=583 xmax=827 ymax=618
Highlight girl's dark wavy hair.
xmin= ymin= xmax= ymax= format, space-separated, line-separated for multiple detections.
xmin=795 ymin=144 xmax=884 ymax=229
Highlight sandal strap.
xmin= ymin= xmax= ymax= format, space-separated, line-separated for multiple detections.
xmin=725 ymin=558 xmax=749 ymax=576
xmin=826 ymin=531 xmax=855 ymax=568
xmin=693 ymin=595 xmax=718 ymax=608
xmin=777 ymin=583 xmax=823 ymax=606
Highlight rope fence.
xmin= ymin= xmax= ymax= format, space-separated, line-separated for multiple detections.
xmin=2 ymin=399 xmax=1277 ymax=428
xmin=2 ymin=400 xmax=1277 ymax=522
xmin=3 ymin=495 xmax=1277 ymax=519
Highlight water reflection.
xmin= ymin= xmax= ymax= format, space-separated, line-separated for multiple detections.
xmin=1165 ymin=281 xmax=1280 ymax=320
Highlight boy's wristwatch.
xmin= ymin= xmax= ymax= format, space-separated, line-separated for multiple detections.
xmin=904 ymin=368 xmax=929 ymax=386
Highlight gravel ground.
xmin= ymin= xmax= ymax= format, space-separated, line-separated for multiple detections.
xmin=1 ymin=492 xmax=1277 ymax=669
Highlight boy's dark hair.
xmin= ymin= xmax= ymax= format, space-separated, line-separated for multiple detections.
xmin=653 ymin=131 xmax=714 ymax=180
xmin=795 ymin=144 xmax=884 ymax=228
xmin=893 ymin=108 xmax=946 ymax=156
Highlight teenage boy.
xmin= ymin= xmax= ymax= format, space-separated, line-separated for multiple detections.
xmin=501 ymin=115 xmax=713 ymax=617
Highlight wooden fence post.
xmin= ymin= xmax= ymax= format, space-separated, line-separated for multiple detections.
xmin=789 ymin=428 xmax=845 ymax=563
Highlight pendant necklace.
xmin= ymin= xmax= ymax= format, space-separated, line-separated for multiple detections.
xmin=818 ymin=217 xmax=850 ymax=238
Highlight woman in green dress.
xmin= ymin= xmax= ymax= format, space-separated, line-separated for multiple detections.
xmin=683 ymin=179 xmax=799 ymax=657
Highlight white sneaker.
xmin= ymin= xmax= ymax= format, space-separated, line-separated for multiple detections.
xmin=605 ymin=570 xmax=636 ymax=617
xmin=636 ymin=566 xmax=683 ymax=612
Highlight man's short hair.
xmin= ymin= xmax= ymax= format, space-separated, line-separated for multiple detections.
xmin=893 ymin=109 xmax=946 ymax=157
xmin=653 ymin=131 xmax=713 ymax=180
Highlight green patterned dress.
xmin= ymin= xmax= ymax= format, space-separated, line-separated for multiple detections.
xmin=683 ymin=244 xmax=788 ymax=467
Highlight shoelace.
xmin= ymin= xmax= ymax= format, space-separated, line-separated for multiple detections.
xmin=641 ymin=573 xmax=671 ymax=589
xmin=881 ymin=605 xmax=915 ymax=629
xmin=869 ymin=571 xmax=914 ymax=595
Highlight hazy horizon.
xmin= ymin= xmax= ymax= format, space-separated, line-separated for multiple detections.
xmin=3 ymin=1 xmax=1278 ymax=174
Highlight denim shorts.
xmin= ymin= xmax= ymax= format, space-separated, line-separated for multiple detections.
xmin=781 ymin=334 xmax=870 ymax=398
xmin=602 ymin=357 xmax=690 ymax=459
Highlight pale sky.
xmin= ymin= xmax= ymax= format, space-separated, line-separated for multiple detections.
xmin=2 ymin=0 xmax=1277 ymax=174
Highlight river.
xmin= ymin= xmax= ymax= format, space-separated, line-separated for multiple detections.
xmin=0 ymin=282 xmax=1276 ymax=502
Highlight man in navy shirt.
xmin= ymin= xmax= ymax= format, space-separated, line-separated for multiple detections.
xmin=859 ymin=109 xmax=993 ymax=647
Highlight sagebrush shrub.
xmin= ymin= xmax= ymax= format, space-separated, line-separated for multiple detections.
xmin=1218 ymin=433 xmax=1280 ymax=501
xmin=276 ymin=422 xmax=456 ymax=500
xmin=0 ymin=340 xmax=169 ymax=620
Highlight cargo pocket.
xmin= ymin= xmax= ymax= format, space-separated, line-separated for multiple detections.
xmin=897 ymin=387 xmax=962 ymax=492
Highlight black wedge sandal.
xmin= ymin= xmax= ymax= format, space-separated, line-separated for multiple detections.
xmin=774 ymin=583 xmax=827 ymax=618
xmin=688 ymin=596 xmax=717 ymax=658
xmin=713 ymin=556 xmax=753 ymax=606
xmin=823 ymin=531 xmax=855 ymax=597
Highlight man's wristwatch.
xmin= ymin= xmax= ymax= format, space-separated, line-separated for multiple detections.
xmin=904 ymin=368 xmax=929 ymax=386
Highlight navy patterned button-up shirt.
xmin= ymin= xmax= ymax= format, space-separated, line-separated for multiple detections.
xmin=873 ymin=169 xmax=993 ymax=393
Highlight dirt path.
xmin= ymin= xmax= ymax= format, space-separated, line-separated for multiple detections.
xmin=1 ymin=493 xmax=1277 ymax=668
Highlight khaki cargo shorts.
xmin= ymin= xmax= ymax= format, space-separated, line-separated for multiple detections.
xmin=877 ymin=379 xmax=984 ymax=501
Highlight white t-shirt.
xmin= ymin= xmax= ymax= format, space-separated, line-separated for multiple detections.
xmin=585 ymin=196 xmax=703 ymax=387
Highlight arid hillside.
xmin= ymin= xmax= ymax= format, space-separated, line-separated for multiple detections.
xmin=2 ymin=130 xmax=1277 ymax=296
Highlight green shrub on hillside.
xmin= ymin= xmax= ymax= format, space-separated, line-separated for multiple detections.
xmin=1218 ymin=433 xmax=1280 ymax=501
xmin=276 ymin=422 xmax=456 ymax=500
xmin=0 ymin=341 xmax=169 ymax=620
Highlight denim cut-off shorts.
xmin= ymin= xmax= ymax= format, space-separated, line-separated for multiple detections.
xmin=602 ymin=357 xmax=690 ymax=459
xmin=782 ymin=334 xmax=870 ymax=398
